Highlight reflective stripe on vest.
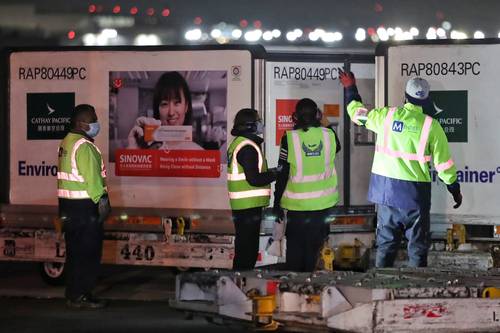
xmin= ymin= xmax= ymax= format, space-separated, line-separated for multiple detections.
xmin=289 ymin=128 xmax=337 ymax=183
xmin=57 ymin=137 xmax=106 ymax=200
xmin=57 ymin=171 xmax=84 ymax=182
xmin=227 ymin=137 xmax=271 ymax=209
xmin=376 ymin=107 xmax=433 ymax=163
xmin=227 ymin=139 xmax=264 ymax=181
xmin=228 ymin=189 xmax=271 ymax=199
xmin=57 ymin=189 xmax=90 ymax=199
xmin=57 ymin=138 xmax=107 ymax=184
xmin=281 ymin=127 xmax=339 ymax=211
xmin=283 ymin=186 xmax=337 ymax=200
xmin=435 ymin=158 xmax=455 ymax=172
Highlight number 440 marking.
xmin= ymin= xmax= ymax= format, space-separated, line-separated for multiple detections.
xmin=120 ymin=244 xmax=155 ymax=261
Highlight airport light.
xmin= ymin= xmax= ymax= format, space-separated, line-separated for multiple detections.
xmin=83 ymin=33 xmax=96 ymax=45
xmin=450 ymin=30 xmax=468 ymax=39
xmin=474 ymin=31 xmax=485 ymax=39
xmin=185 ymin=29 xmax=202 ymax=41
xmin=244 ymin=29 xmax=262 ymax=42
xmin=436 ymin=28 xmax=446 ymax=38
xmin=308 ymin=31 xmax=320 ymax=41
xmin=322 ymin=32 xmax=342 ymax=43
xmin=96 ymin=34 xmax=108 ymax=45
xmin=377 ymin=27 xmax=389 ymax=41
xmin=442 ymin=21 xmax=452 ymax=30
xmin=293 ymin=29 xmax=303 ymax=38
xmin=101 ymin=29 xmax=118 ymax=39
xmin=426 ymin=27 xmax=437 ymax=39
xmin=355 ymin=28 xmax=366 ymax=41
xmin=210 ymin=29 xmax=222 ymax=38
xmin=395 ymin=30 xmax=413 ymax=41
xmin=134 ymin=34 xmax=161 ymax=46
xmin=232 ymin=29 xmax=242 ymax=39
xmin=263 ymin=31 xmax=273 ymax=41
xmin=286 ymin=31 xmax=297 ymax=41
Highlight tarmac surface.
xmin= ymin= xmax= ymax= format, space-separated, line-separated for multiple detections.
xmin=0 ymin=262 xmax=251 ymax=332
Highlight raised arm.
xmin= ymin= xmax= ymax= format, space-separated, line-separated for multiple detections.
xmin=339 ymin=69 xmax=389 ymax=135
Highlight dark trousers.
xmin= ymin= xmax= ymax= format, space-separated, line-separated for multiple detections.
xmin=232 ymin=207 xmax=262 ymax=271
xmin=59 ymin=198 xmax=103 ymax=300
xmin=285 ymin=209 xmax=330 ymax=272
xmin=375 ymin=204 xmax=431 ymax=268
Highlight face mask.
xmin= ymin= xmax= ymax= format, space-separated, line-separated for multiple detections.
xmin=85 ymin=122 xmax=100 ymax=138
xmin=255 ymin=120 xmax=264 ymax=135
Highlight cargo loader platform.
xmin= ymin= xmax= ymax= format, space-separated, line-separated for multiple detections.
xmin=171 ymin=268 xmax=500 ymax=332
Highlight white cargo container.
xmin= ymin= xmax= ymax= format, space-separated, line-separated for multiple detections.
xmin=0 ymin=46 xmax=375 ymax=283
xmin=376 ymin=39 xmax=500 ymax=239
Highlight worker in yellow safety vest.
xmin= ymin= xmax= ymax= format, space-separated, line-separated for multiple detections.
xmin=57 ymin=104 xmax=110 ymax=309
xmin=227 ymin=108 xmax=279 ymax=270
xmin=273 ymin=98 xmax=341 ymax=272
xmin=339 ymin=70 xmax=462 ymax=268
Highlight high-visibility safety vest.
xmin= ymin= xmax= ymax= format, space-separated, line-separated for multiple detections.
xmin=57 ymin=132 xmax=107 ymax=203
xmin=280 ymin=127 xmax=339 ymax=211
xmin=347 ymin=101 xmax=457 ymax=184
xmin=227 ymin=136 xmax=271 ymax=210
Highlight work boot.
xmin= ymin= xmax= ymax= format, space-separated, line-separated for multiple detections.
xmin=66 ymin=294 xmax=107 ymax=309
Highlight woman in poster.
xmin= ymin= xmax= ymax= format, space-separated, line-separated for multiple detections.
xmin=127 ymin=71 xmax=202 ymax=150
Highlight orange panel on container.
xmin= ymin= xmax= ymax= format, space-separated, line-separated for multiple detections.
xmin=323 ymin=104 xmax=340 ymax=117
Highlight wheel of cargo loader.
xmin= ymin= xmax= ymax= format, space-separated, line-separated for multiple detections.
xmin=39 ymin=262 xmax=66 ymax=286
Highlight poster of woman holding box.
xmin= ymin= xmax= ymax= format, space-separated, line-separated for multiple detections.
xmin=109 ymin=70 xmax=228 ymax=178
xmin=126 ymin=71 xmax=202 ymax=150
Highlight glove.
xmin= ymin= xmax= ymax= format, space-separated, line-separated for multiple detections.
xmin=268 ymin=165 xmax=283 ymax=177
xmin=127 ymin=117 xmax=161 ymax=149
xmin=98 ymin=194 xmax=111 ymax=223
xmin=338 ymin=69 xmax=356 ymax=88
xmin=447 ymin=182 xmax=462 ymax=209
xmin=452 ymin=191 xmax=462 ymax=209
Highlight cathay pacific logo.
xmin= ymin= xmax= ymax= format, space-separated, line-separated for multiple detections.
xmin=27 ymin=92 xmax=74 ymax=140
xmin=427 ymin=90 xmax=468 ymax=143
xmin=47 ymin=103 xmax=56 ymax=115
xmin=433 ymin=102 xmax=444 ymax=115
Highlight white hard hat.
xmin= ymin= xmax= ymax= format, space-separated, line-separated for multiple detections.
xmin=405 ymin=77 xmax=430 ymax=100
